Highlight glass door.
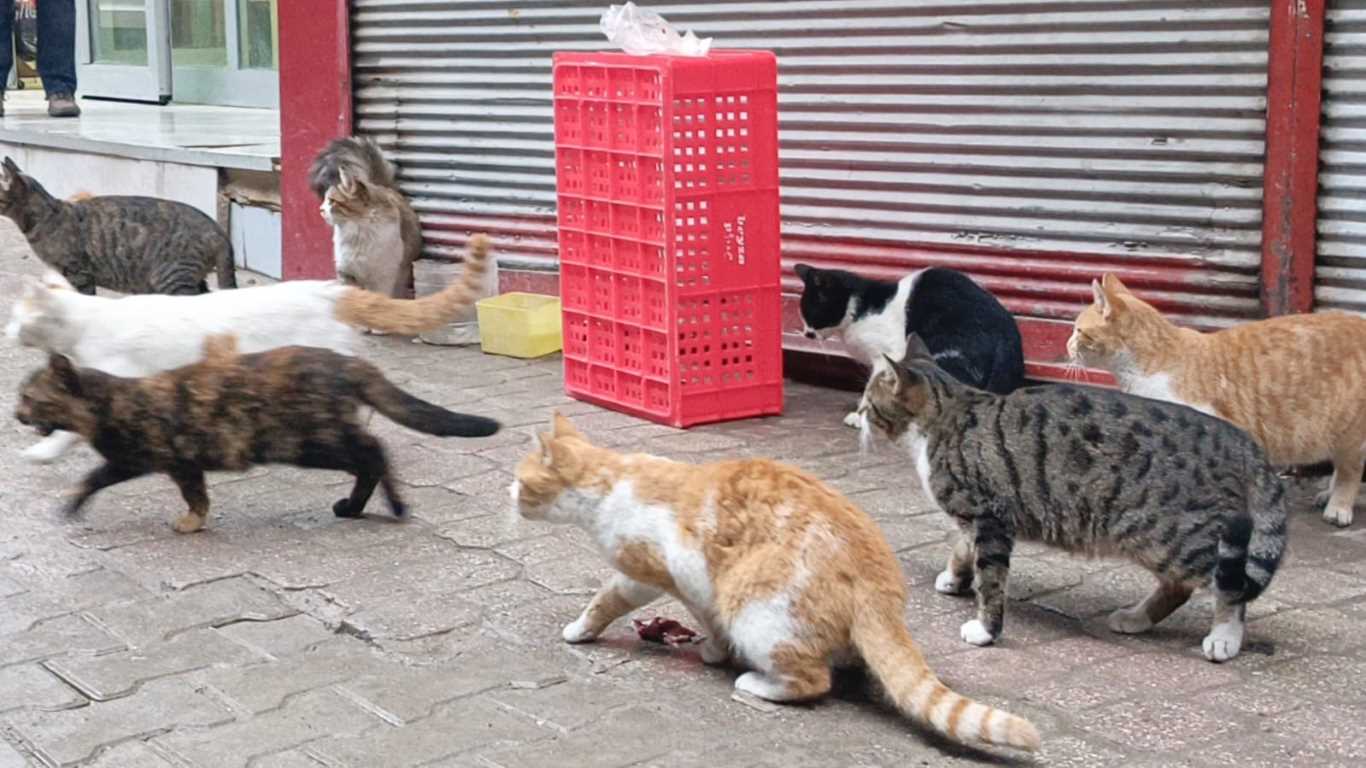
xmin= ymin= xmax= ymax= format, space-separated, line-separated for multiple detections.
xmin=169 ymin=0 xmax=277 ymax=108
xmin=76 ymin=0 xmax=173 ymax=103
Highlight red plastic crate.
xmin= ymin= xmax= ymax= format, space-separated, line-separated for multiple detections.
xmin=554 ymin=50 xmax=783 ymax=428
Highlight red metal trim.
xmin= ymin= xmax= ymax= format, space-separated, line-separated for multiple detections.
xmin=277 ymin=1 xmax=352 ymax=280
xmin=1261 ymin=0 xmax=1325 ymax=316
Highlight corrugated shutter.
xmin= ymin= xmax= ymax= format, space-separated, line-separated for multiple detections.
xmin=1318 ymin=0 xmax=1366 ymax=313
xmin=351 ymin=0 xmax=1269 ymax=334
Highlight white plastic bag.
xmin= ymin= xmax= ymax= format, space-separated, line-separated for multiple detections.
xmin=600 ymin=3 xmax=712 ymax=57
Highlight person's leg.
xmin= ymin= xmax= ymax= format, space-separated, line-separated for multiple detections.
xmin=0 ymin=0 xmax=16 ymax=105
xmin=36 ymin=0 xmax=78 ymax=116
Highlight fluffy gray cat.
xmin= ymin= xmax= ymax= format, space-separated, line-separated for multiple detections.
xmin=860 ymin=335 xmax=1287 ymax=663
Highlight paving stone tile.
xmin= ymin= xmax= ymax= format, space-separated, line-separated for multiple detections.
xmin=0 ymin=738 xmax=31 ymax=768
xmin=1080 ymin=696 xmax=1248 ymax=753
xmin=436 ymin=513 xmax=542 ymax=549
xmin=521 ymin=548 xmax=615 ymax=595
xmin=0 ymin=613 xmax=126 ymax=667
xmin=247 ymin=749 xmax=329 ymax=768
xmin=404 ymin=485 xmax=502 ymax=526
xmin=309 ymin=695 xmax=554 ymax=767
xmin=44 ymin=628 xmax=264 ymax=701
xmin=4 ymin=677 xmax=233 ymax=767
xmin=0 ymin=665 xmax=87 ymax=713
xmin=456 ymin=580 xmax=553 ymax=614
xmin=488 ymin=677 xmax=629 ymax=732
xmin=1259 ymin=565 xmax=1366 ymax=607
xmin=1245 ymin=654 xmax=1366 ymax=704
xmin=88 ymin=576 xmax=295 ymax=646
xmin=1026 ymin=648 xmax=1241 ymax=712
xmin=154 ymin=689 xmax=381 ymax=768
xmin=478 ymin=704 xmax=707 ymax=768
xmin=84 ymin=741 xmax=179 ymax=768
xmin=215 ymin=614 xmax=336 ymax=658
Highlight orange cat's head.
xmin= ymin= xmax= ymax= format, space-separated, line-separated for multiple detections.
xmin=511 ymin=412 xmax=601 ymax=522
xmin=1067 ymin=273 xmax=1151 ymax=367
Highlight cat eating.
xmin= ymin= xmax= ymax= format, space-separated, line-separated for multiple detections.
xmin=0 ymin=157 xmax=236 ymax=295
xmin=510 ymin=413 xmax=1040 ymax=753
xmin=1071 ymin=273 xmax=1366 ymax=527
xmin=860 ymin=335 xmax=1286 ymax=662
xmin=6 ymin=235 xmax=492 ymax=464
xmin=793 ymin=264 xmax=1024 ymax=427
xmin=15 ymin=335 xmax=499 ymax=532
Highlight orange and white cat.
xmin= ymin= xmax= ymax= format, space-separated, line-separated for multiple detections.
xmin=510 ymin=413 xmax=1040 ymax=753
xmin=1069 ymin=274 xmax=1366 ymax=526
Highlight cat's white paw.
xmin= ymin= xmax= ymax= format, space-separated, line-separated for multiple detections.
xmin=934 ymin=570 xmax=969 ymax=595
xmin=1201 ymin=625 xmax=1243 ymax=663
xmin=22 ymin=440 xmax=66 ymax=464
xmin=842 ymin=411 xmax=862 ymax=429
xmin=699 ymin=638 xmax=729 ymax=666
xmin=960 ymin=619 xmax=996 ymax=647
xmin=1323 ymin=504 xmax=1355 ymax=528
xmin=561 ymin=617 xmax=597 ymax=644
xmin=734 ymin=672 xmax=788 ymax=701
xmin=1107 ymin=606 xmax=1154 ymax=635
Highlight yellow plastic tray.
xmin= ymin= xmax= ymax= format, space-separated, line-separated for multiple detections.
xmin=475 ymin=292 xmax=563 ymax=358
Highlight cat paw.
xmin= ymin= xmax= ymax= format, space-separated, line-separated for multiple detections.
xmin=332 ymin=499 xmax=363 ymax=518
xmin=1313 ymin=487 xmax=1332 ymax=508
xmin=1201 ymin=628 xmax=1243 ymax=663
xmin=934 ymin=570 xmax=970 ymax=596
xmin=171 ymin=514 xmax=205 ymax=534
xmin=1323 ymin=504 xmax=1354 ymax=527
xmin=22 ymin=442 xmax=65 ymax=464
xmin=734 ymin=672 xmax=790 ymax=701
xmin=388 ymin=501 xmax=408 ymax=519
xmin=562 ymin=617 xmax=597 ymax=644
xmin=1107 ymin=606 xmax=1154 ymax=635
xmin=842 ymin=411 xmax=862 ymax=429
xmin=959 ymin=619 xmax=996 ymax=647
xmin=700 ymin=638 xmax=729 ymax=666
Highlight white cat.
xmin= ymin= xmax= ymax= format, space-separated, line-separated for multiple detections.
xmin=5 ymin=236 xmax=491 ymax=463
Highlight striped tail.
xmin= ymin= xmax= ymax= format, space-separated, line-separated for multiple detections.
xmin=852 ymin=607 xmax=1040 ymax=752
xmin=1216 ymin=469 xmax=1288 ymax=604
xmin=333 ymin=234 xmax=491 ymax=334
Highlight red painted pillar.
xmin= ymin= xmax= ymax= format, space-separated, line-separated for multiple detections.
xmin=277 ymin=1 xmax=351 ymax=280
xmin=1261 ymin=0 xmax=1325 ymax=316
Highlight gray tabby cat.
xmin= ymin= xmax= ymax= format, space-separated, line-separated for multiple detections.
xmin=860 ymin=334 xmax=1287 ymax=663
xmin=0 ymin=157 xmax=234 ymax=295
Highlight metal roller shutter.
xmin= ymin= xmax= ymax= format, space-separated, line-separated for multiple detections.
xmin=1318 ymin=0 xmax=1366 ymax=313
xmin=351 ymin=0 xmax=1270 ymax=352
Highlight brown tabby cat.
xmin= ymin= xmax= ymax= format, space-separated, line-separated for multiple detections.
xmin=510 ymin=413 xmax=1040 ymax=753
xmin=313 ymin=138 xmax=422 ymax=299
xmin=1069 ymin=273 xmax=1366 ymax=526
xmin=15 ymin=336 xmax=499 ymax=532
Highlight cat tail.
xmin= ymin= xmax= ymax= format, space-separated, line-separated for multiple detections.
xmin=215 ymin=236 xmax=238 ymax=289
xmin=357 ymin=366 xmax=500 ymax=438
xmin=852 ymin=607 xmax=1040 ymax=752
xmin=333 ymin=234 xmax=491 ymax=334
xmin=1215 ymin=471 xmax=1288 ymax=604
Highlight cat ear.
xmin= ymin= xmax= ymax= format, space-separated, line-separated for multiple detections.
xmin=551 ymin=411 xmax=581 ymax=439
xmin=47 ymin=354 xmax=81 ymax=394
xmin=884 ymin=353 xmax=924 ymax=395
xmin=902 ymin=333 xmax=933 ymax=364
xmin=1090 ymin=278 xmax=1111 ymax=315
xmin=794 ymin=263 xmax=812 ymax=282
xmin=1101 ymin=273 xmax=1129 ymax=295
xmin=2 ymin=156 xmax=17 ymax=176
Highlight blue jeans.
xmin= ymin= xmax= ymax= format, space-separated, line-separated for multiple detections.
xmin=0 ymin=0 xmax=77 ymax=95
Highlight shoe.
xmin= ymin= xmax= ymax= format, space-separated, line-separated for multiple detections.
xmin=47 ymin=93 xmax=80 ymax=118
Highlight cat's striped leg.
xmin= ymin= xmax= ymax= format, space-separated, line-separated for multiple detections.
xmin=961 ymin=515 xmax=1013 ymax=647
xmin=934 ymin=528 xmax=975 ymax=596
xmin=563 ymin=574 xmax=661 ymax=643
xmin=1108 ymin=579 xmax=1193 ymax=634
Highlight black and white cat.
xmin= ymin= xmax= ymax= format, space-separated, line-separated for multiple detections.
xmin=794 ymin=264 xmax=1025 ymax=426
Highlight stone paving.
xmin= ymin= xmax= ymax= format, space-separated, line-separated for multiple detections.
xmin=1 ymin=226 xmax=1365 ymax=767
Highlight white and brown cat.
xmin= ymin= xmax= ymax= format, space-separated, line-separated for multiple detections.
xmin=1070 ymin=273 xmax=1366 ymax=526
xmin=7 ymin=236 xmax=491 ymax=464
xmin=510 ymin=413 xmax=1040 ymax=753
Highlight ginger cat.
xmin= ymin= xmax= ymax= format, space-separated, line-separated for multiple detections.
xmin=510 ymin=413 xmax=1040 ymax=753
xmin=1069 ymin=274 xmax=1366 ymax=526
